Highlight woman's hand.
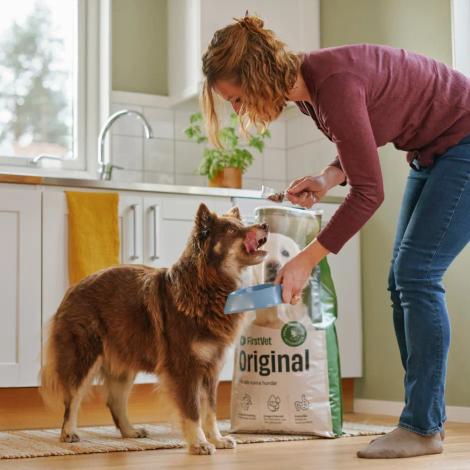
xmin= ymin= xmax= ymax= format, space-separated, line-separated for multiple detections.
xmin=275 ymin=251 xmax=313 ymax=304
xmin=285 ymin=175 xmax=329 ymax=208
xmin=285 ymin=166 xmax=346 ymax=208
xmin=275 ymin=240 xmax=330 ymax=304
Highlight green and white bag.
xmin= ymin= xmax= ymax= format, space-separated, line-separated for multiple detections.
xmin=231 ymin=207 xmax=343 ymax=437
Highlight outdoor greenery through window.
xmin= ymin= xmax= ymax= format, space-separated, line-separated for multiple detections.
xmin=0 ymin=0 xmax=75 ymax=160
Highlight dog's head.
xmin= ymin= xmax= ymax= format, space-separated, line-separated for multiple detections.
xmin=252 ymin=232 xmax=301 ymax=283
xmin=191 ymin=203 xmax=269 ymax=277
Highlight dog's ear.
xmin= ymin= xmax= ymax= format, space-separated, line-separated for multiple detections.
xmin=225 ymin=206 xmax=241 ymax=220
xmin=194 ymin=203 xmax=213 ymax=241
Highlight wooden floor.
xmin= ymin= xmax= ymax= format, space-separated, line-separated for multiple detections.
xmin=0 ymin=382 xmax=468 ymax=469
xmin=1 ymin=413 xmax=470 ymax=469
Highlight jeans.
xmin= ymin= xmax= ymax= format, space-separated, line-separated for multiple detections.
xmin=388 ymin=133 xmax=470 ymax=436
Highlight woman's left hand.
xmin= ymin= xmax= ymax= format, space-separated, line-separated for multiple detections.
xmin=274 ymin=251 xmax=315 ymax=304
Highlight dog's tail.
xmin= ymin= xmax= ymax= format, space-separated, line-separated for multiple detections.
xmin=39 ymin=321 xmax=65 ymax=411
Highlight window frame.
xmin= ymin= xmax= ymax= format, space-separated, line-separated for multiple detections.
xmin=0 ymin=0 xmax=111 ymax=178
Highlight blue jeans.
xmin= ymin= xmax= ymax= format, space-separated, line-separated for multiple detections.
xmin=388 ymin=133 xmax=470 ymax=436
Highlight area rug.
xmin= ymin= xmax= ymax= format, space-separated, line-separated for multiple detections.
xmin=0 ymin=421 xmax=394 ymax=459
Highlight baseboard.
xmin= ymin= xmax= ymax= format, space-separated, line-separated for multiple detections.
xmin=354 ymin=399 xmax=470 ymax=423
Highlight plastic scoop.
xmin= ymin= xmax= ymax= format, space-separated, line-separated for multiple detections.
xmin=224 ymin=283 xmax=284 ymax=315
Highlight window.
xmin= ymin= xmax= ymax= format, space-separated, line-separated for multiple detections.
xmin=0 ymin=0 xmax=110 ymax=175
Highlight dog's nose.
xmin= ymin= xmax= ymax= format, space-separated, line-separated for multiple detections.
xmin=260 ymin=223 xmax=269 ymax=232
xmin=264 ymin=261 xmax=281 ymax=282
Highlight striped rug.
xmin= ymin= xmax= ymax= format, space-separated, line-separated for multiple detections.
xmin=0 ymin=421 xmax=393 ymax=459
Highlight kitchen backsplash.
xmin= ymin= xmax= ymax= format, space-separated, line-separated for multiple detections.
xmin=110 ymin=96 xmax=346 ymax=196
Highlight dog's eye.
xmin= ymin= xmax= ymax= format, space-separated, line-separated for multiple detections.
xmin=281 ymin=249 xmax=290 ymax=257
xmin=227 ymin=227 xmax=237 ymax=235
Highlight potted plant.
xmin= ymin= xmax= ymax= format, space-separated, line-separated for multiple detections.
xmin=185 ymin=112 xmax=270 ymax=189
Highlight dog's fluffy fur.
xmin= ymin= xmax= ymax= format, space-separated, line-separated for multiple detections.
xmin=40 ymin=203 xmax=268 ymax=455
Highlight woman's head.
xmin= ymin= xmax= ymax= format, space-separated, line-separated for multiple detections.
xmin=201 ymin=15 xmax=300 ymax=146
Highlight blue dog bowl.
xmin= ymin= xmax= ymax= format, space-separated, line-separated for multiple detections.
xmin=224 ymin=283 xmax=284 ymax=315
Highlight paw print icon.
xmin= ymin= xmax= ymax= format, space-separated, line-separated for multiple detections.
xmin=267 ymin=395 xmax=281 ymax=412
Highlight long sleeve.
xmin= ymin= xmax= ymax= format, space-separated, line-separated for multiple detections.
xmin=315 ymin=73 xmax=384 ymax=254
xmin=328 ymin=156 xmax=347 ymax=186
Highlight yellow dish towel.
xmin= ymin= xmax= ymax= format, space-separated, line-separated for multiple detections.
xmin=66 ymin=191 xmax=120 ymax=285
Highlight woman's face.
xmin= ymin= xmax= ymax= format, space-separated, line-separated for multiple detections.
xmin=214 ymin=80 xmax=243 ymax=114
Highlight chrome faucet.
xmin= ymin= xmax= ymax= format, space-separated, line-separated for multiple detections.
xmin=97 ymin=109 xmax=154 ymax=180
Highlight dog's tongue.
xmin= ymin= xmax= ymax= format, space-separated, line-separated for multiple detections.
xmin=244 ymin=231 xmax=258 ymax=254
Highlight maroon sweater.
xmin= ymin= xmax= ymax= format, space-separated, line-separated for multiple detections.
xmin=296 ymin=44 xmax=470 ymax=254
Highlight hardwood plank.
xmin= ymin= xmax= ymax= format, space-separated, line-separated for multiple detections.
xmin=0 ymin=174 xmax=43 ymax=184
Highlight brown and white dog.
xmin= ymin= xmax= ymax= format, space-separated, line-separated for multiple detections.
xmin=40 ymin=203 xmax=268 ymax=455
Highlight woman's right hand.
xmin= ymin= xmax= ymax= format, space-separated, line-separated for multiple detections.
xmin=285 ymin=174 xmax=329 ymax=208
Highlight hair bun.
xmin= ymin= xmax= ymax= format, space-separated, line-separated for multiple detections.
xmin=237 ymin=14 xmax=264 ymax=31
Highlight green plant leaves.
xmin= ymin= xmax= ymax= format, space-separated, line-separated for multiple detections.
xmin=185 ymin=111 xmax=271 ymax=178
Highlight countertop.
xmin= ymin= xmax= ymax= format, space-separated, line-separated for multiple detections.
xmin=0 ymin=173 xmax=261 ymax=198
xmin=0 ymin=172 xmax=344 ymax=203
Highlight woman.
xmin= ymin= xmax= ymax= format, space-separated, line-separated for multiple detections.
xmin=201 ymin=15 xmax=470 ymax=459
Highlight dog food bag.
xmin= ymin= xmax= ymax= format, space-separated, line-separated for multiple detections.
xmin=231 ymin=206 xmax=342 ymax=437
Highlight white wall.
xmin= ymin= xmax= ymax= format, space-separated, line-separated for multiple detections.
xmin=110 ymin=95 xmax=348 ymax=196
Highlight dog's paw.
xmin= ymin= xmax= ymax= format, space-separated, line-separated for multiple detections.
xmin=122 ymin=427 xmax=148 ymax=438
xmin=211 ymin=435 xmax=237 ymax=449
xmin=60 ymin=430 xmax=80 ymax=443
xmin=189 ymin=441 xmax=216 ymax=455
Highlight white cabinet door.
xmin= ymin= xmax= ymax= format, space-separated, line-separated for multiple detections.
xmin=43 ymin=192 xmax=145 ymax=326
xmin=42 ymin=190 xmax=234 ymax=385
xmin=200 ymin=0 xmax=320 ymax=59
xmin=160 ymin=195 xmax=234 ymax=381
xmin=157 ymin=195 xmax=233 ymax=267
xmin=0 ymin=189 xmax=41 ymax=386
xmin=168 ymin=0 xmax=320 ymax=103
xmin=42 ymin=191 xmax=69 ymax=328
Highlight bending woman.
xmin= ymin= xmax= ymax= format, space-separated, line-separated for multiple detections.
xmin=201 ymin=15 xmax=470 ymax=459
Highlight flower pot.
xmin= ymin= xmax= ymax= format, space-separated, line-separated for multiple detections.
xmin=208 ymin=167 xmax=242 ymax=189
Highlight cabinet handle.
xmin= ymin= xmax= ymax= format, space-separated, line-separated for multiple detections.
xmin=130 ymin=204 xmax=138 ymax=260
xmin=150 ymin=204 xmax=160 ymax=260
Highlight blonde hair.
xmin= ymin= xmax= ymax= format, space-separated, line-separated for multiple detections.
xmin=201 ymin=15 xmax=300 ymax=147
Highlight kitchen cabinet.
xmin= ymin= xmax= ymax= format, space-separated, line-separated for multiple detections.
xmin=0 ymin=183 xmax=362 ymax=387
xmin=155 ymin=194 xmax=232 ymax=266
xmin=42 ymin=191 xmax=162 ymax=384
xmin=42 ymin=191 xmax=151 ymax=325
xmin=0 ymin=188 xmax=41 ymax=386
xmin=232 ymin=197 xmax=363 ymax=378
xmin=168 ymin=0 xmax=320 ymax=103
xmin=42 ymin=189 xmax=232 ymax=383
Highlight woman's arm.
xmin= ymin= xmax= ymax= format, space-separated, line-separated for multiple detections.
xmin=277 ymin=73 xmax=384 ymax=302
xmin=276 ymin=165 xmax=342 ymax=303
